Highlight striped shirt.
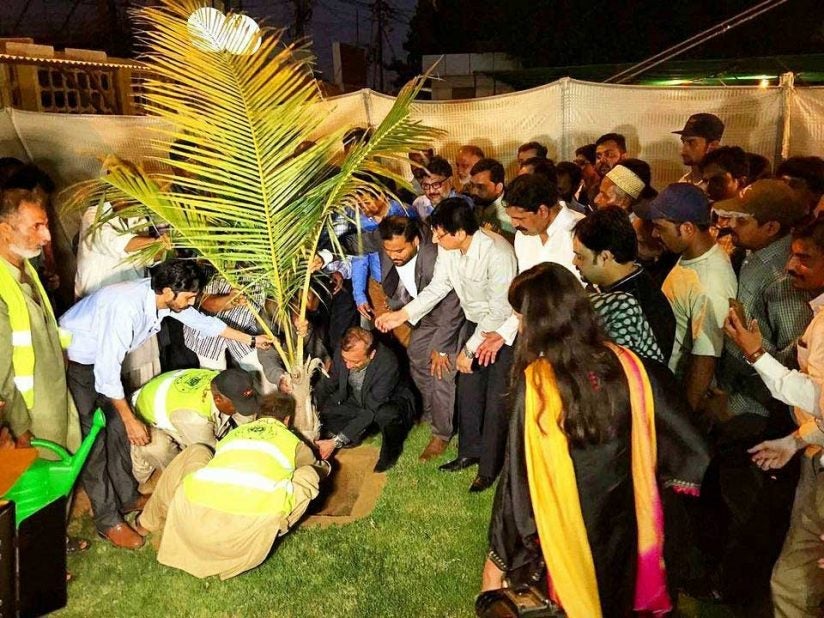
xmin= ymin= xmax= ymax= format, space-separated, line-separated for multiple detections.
xmin=183 ymin=275 xmax=266 ymax=362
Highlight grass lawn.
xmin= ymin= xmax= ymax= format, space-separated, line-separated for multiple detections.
xmin=60 ymin=425 xmax=740 ymax=617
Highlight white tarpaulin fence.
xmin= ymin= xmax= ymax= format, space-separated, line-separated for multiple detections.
xmin=2 ymin=75 xmax=823 ymax=200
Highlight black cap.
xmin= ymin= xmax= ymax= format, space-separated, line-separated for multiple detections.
xmin=212 ymin=368 xmax=262 ymax=416
xmin=673 ymin=113 xmax=724 ymax=142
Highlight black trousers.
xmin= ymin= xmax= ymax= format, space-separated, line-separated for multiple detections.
xmin=320 ymin=399 xmax=408 ymax=443
xmin=456 ymin=344 xmax=513 ymax=479
xmin=66 ymin=362 xmax=139 ymax=532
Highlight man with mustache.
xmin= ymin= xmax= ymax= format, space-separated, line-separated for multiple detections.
xmin=724 ymin=217 xmax=824 ymax=615
xmin=710 ymin=180 xmax=811 ymax=602
xmin=674 ymin=113 xmax=725 ymax=190
xmin=594 ymin=132 xmax=628 ymax=178
xmin=455 ymin=144 xmax=484 ymax=192
xmin=468 ymin=158 xmax=514 ymax=243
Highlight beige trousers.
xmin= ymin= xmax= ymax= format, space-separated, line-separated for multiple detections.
xmin=141 ymin=444 xmax=322 ymax=580
xmin=771 ymin=458 xmax=824 ymax=617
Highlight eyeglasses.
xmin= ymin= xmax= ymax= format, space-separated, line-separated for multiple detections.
xmin=421 ymin=179 xmax=447 ymax=191
xmin=433 ymin=230 xmax=450 ymax=241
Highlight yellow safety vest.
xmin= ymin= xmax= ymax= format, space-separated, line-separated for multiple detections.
xmin=183 ymin=417 xmax=300 ymax=517
xmin=0 ymin=258 xmax=71 ymax=409
xmin=134 ymin=369 xmax=218 ymax=431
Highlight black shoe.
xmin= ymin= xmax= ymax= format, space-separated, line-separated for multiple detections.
xmin=374 ymin=420 xmax=408 ymax=473
xmin=438 ymin=456 xmax=479 ymax=472
xmin=469 ymin=475 xmax=494 ymax=493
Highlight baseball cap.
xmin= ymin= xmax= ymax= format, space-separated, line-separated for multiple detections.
xmin=673 ymin=113 xmax=725 ymax=142
xmin=713 ymin=179 xmax=807 ymax=228
xmin=212 ymin=368 xmax=263 ymax=416
xmin=645 ymin=182 xmax=711 ymax=225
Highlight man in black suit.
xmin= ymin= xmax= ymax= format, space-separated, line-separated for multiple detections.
xmin=378 ymin=216 xmax=468 ymax=462
xmin=314 ymin=327 xmax=414 ymax=472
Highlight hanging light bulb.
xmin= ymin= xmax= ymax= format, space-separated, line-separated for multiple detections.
xmin=187 ymin=7 xmax=226 ymax=53
xmin=222 ymin=14 xmax=262 ymax=55
xmin=187 ymin=7 xmax=262 ymax=55
xmin=759 ymin=78 xmax=770 ymax=88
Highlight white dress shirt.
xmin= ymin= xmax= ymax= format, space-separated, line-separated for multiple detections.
xmin=404 ymin=230 xmax=517 ymax=353
xmin=395 ymin=254 xmax=419 ymax=298
xmin=60 ymin=278 xmax=226 ymax=400
xmin=752 ymin=292 xmax=824 ymax=453
xmin=74 ymin=202 xmax=148 ymax=298
xmin=497 ymin=205 xmax=585 ymax=342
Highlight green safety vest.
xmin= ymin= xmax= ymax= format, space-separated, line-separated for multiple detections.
xmin=134 ymin=369 xmax=218 ymax=431
xmin=183 ymin=417 xmax=300 ymax=517
xmin=0 ymin=258 xmax=71 ymax=410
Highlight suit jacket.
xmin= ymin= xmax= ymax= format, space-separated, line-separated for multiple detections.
xmin=379 ymin=225 xmax=468 ymax=354
xmin=315 ymin=343 xmax=416 ymax=416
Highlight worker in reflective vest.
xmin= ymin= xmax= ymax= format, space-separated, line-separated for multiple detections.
xmin=134 ymin=392 xmax=330 ymax=580
xmin=130 ymin=367 xmax=260 ymax=484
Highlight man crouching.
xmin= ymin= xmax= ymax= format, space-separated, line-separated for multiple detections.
xmin=133 ymin=392 xmax=330 ymax=580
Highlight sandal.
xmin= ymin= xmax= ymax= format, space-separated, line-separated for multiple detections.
xmin=66 ymin=536 xmax=90 ymax=553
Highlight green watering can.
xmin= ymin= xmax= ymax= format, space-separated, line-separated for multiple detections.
xmin=3 ymin=408 xmax=106 ymax=528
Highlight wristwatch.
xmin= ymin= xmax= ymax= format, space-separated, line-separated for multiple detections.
xmin=463 ymin=346 xmax=475 ymax=360
xmin=250 ymin=335 xmax=256 ymax=348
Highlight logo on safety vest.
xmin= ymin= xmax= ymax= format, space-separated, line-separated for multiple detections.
xmin=174 ymin=372 xmax=212 ymax=393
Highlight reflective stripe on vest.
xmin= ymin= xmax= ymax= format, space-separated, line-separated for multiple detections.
xmin=134 ymin=369 xmax=218 ymax=431
xmin=0 ymin=259 xmax=65 ymax=410
xmin=183 ymin=418 xmax=300 ymax=516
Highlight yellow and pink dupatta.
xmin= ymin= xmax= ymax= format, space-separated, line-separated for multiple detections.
xmin=523 ymin=343 xmax=671 ymax=617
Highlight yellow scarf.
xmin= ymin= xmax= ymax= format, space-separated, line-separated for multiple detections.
xmin=523 ymin=343 xmax=670 ymax=617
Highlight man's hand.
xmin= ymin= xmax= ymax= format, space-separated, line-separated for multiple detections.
xmin=314 ymin=438 xmax=336 ymax=461
xmin=476 ymin=332 xmax=505 ymax=367
xmin=430 ymin=351 xmax=452 ymax=380
xmin=278 ymin=374 xmax=293 ymax=395
xmin=330 ymin=271 xmax=345 ymax=295
xmin=124 ymin=416 xmax=151 ymax=447
xmin=14 ymin=430 xmax=34 ymax=449
xmin=253 ymin=334 xmax=274 ymax=350
xmin=0 ymin=426 xmax=14 ymax=450
xmin=356 ymin=302 xmax=374 ymax=321
xmin=375 ymin=310 xmax=407 ymax=333
xmin=310 ymin=254 xmax=324 ymax=273
xmin=723 ymin=308 xmax=763 ymax=357
xmin=293 ymin=316 xmax=309 ymax=338
xmin=456 ymin=350 xmax=474 ymax=374
xmin=748 ymin=433 xmax=802 ymax=471
xmin=481 ymin=557 xmax=506 ymax=592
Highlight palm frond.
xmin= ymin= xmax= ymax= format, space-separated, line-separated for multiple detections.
xmin=61 ymin=0 xmax=444 ymax=371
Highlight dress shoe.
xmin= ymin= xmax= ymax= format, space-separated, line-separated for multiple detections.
xmin=438 ymin=456 xmax=479 ymax=472
xmin=121 ymin=493 xmax=151 ymax=515
xmin=98 ymin=523 xmax=145 ymax=549
xmin=374 ymin=419 xmax=409 ymax=473
xmin=418 ymin=436 xmax=449 ymax=462
xmin=132 ymin=513 xmax=149 ymax=538
xmin=469 ymin=475 xmax=494 ymax=493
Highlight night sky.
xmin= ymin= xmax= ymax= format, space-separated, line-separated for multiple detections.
xmin=0 ymin=0 xmax=417 ymax=82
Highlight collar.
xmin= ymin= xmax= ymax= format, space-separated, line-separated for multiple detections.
xmin=750 ymin=234 xmax=792 ymax=269
xmin=0 ymin=255 xmax=23 ymax=282
xmin=601 ymin=264 xmax=642 ymax=292
xmin=492 ymin=192 xmax=505 ymax=208
xmin=143 ymin=278 xmax=164 ymax=321
xmin=810 ymin=290 xmax=824 ymax=314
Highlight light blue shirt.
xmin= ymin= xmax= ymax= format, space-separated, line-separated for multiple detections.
xmin=59 ymin=278 xmax=226 ymax=400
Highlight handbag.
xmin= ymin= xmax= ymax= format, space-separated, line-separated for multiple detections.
xmin=475 ymin=585 xmax=566 ymax=618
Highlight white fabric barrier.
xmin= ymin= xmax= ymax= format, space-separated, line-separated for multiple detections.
xmin=789 ymin=87 xmax=824 ymax=158
xmin=1 ymin=77 xmax=821 ymax=198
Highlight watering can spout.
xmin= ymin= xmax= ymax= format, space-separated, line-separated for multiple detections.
xmin=3 ymin=408 xmax=106 ymax=527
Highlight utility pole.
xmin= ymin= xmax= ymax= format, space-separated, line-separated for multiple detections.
xmin=371 ymin=0 xmax=386 ymax=91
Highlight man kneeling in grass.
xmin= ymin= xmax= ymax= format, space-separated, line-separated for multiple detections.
xmin=134 ymin=392 xmax=330 ymax=579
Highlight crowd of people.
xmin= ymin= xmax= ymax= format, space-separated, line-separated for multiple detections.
xmin=3 ymin=111 xmax=824 ymax=614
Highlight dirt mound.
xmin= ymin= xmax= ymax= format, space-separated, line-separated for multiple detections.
xmin=302 ymin=445 xmax=386 ymax=527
